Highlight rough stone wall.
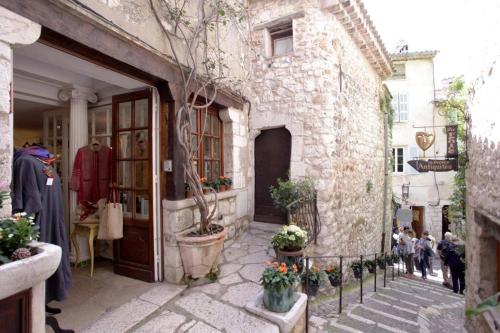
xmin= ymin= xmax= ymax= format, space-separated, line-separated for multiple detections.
xmin=248 ymin=0 xmax=389 ymax=257
xmin=465 ymin=57 xmax=500 ymax=332
xmin=0 ymin=7 xmax=40 ymax=217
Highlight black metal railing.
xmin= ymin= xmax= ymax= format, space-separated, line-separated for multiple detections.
xmin=303 ymin=253 xmax=404 ymax=333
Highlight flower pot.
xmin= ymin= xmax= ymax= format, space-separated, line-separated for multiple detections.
xmin=304 ymin=282 xmax=320 ymax=296
xmin=203 ymin=188 xmax=210 ymax=194
xmin=219 ymin=185 xmax=227 ymax=192
xmin=328 ymin=275 xmax=341 ymax=287
xmin=263 ymin=286 xmax=295 ymax=313
xmin=352 ymin=269 xmax=362 ymax=279
xmin=185 ymin=191 xmax=193 ymax=198
xmin=276 ymin=248 xmax=304 ymax=272
xmin=386 ymin=258 xmax=394 ymax=266
xmin=367 ymin=267 xmax=375 ymax=274
xmin=176 ymin=225 xmax=227 ymax=279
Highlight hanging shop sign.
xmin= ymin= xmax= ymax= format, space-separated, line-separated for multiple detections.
xmin=415 ymin=132 xmax=435 ymax=152
xmin=407 ymin=159 xmax=458 ymax=172
xmin=446 ymin=125 xmax=458 ymax=158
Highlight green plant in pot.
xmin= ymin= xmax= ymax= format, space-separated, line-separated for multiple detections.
xmin=364 ymin=259 xmax=376 ymax=274
xmin=269 ymin=177 xmax=315 ymax=214
xmin=376 ymin=255 xmax=386 ymax=269
xmin=261 ymin=261 xmax=300 ymax=313
xmin=351 ymin=260 xmax=363 ymax=279
xmin=391 ymin=254 xmax=400 ymax=265
xmin=271 ymin=224 xmax=308 ymax=271
xmin=0 ymin=212 xmax=39 ymax=265
xmin=325 ymin=265 xmax=341 ymax=287
xmin=302 ymin=265 xmax=322 ymax=296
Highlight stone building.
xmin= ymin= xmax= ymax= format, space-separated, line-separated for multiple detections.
xmin=247 ymin=0 xmax=393 ymax=256
xmin=0 ymin=0 xmax=392 ymax=289
xmin=385 ymin=50 xmax=456 ymax=240
xmin=465 ymin=57 xmax=500 ymax=332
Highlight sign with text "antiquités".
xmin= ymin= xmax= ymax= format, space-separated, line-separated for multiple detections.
xmin=407 ymin=159 xmax=458 ymax=172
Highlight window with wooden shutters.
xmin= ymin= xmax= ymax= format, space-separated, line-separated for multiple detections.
xmin=391 ymin=93 xmax=409 ymax=122
xmin=190 ymin=107 xmax=223 ymax=182
xmin=270 ymin=22 xmax=293 ymax=56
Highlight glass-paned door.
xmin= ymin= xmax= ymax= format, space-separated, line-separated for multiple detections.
xmin=112 ymin=90 xmax=154 ymax=282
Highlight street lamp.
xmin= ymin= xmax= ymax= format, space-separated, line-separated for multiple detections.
xmin=402 ymin=183 xmax=410 ymax=203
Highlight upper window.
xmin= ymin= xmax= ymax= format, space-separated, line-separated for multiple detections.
xmin=88 ymin=105 xmax=112 ymax=146
xmin=270 ymin=23 xmax=293 ymax=56
xmin=392 ymin=63 xmax=406 ymax=79
xmin=391 ymin=93 xmax=408 ymax=122
xmin=392 ymin=147 xmax=405 ymax=173
xmin=190 ymin=107 xmax=223 ymax=182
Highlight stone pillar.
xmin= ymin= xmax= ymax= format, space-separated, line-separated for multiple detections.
xmin=58 ymin=87 xmax=98 ymax=220
xmin=0 ymin=7 xmax=41 ymax=216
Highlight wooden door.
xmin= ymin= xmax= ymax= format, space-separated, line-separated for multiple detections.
xmin=0 ymin=289 xmax=31 ymax=333
xmin=412 ymin=206 xmax=424 ymax=239
xmin=442 ymin=205 xmax=450 ymax=240
xmin=112 ymin=90 xmax=155 ymax=282
xmin=254 ymin=127 xmax=291 ymax=224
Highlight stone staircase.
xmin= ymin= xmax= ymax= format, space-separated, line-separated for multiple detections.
xmin=311 ymin=277 xmax=466 ymax=333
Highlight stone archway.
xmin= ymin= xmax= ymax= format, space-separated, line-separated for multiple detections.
xmin=254 ymin=127 xmax=291 ymax=224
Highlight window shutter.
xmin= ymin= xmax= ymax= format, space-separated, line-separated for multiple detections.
xmin=399 ymin=94 xmax=408 ymax=122
xmin=407 ymin=145 xmax=419 ymax=174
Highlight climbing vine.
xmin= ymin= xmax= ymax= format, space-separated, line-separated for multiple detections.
xmin=380 ymin=91 xmax=394 ymax=130
xmin=436 ymin=78 xmax=468 ymax=239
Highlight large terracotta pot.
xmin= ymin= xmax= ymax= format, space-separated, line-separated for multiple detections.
xmin=176 ymin=226 xmax=227 ymax=279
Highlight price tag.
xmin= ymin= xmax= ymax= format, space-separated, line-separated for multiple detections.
xmin=46 ymin=178 xmax=54 ymax=186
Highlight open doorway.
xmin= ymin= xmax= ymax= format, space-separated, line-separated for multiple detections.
xmin=411 ymin=206 xmax=424 ymax=238
xmin=254 ymin=127 xmax=291 ymax=224
xmin=12 ymin=41 xmax=161 ymax=331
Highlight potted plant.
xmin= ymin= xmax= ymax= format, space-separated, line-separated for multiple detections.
xmin=325 ymin=265 xmax=341 ymax=287
xmin=385 ymin=254 xmax=394 ymax=266
xmin=302 ymin=265 xmax=322 ymax=296
xmin=200 ymin=177 xmax=212 ymax=194
xmin=223 ymin=176 xmax=232 ymax=190
xmin=391 ymin=254 xmax=400 ymax=265
xmin=261 ymin=261 xmax=300 ymax=313
xmin=364 ymin=259 xmax=376 ymax=274
xmin=0 ymin=212 xmax=39 ymax=265
xmin=271 ymin=224 xmax=308 ymax=271
xmin=185 ymin=182 xmax=193 ymax=198
xmin=351 ymin=260 xmax=363 ymax=279
xmin=217 ymin=176 xmax=227 ymax=192
xmin=376 ymin=255 xmax=386 ymax=269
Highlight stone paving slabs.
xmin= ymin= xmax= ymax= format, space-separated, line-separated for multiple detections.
xmin=175 ymin=292 xmax=279 ymax=333
xmin=221 ymin=282 xmax=261 ymax=307
xmin=132 ymin=310 xmax=186 ymax=333
xmin=219 ymin=272 xmax=243 ymax=285
xmin=239 ymin=263 xmax=265 ymax=282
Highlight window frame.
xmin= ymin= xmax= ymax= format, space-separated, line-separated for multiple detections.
xmin=270 ymin=23 xmax=293 ymax=57
xmin=392 ymin=147 xmax=405 ymax=174
xmin=190 ymin=107 xmax=224 ymax=182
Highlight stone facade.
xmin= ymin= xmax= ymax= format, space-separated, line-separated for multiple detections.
xmin=465 ymin=57 xmax=500 ymax=333
xmin=385 ymin=52 xmax=455 ymax=240
xmin=0 ymin=7 xmax=40 ymax=217
xmin=247 ymin=0 xmax=392 ymax=256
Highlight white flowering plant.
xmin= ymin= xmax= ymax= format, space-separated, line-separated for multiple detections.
xmin=0 ymin=212 xmax=39 ymax=264
xmin=271 ymin=224 xmax=308 ymax=251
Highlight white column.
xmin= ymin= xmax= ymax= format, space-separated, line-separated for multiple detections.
xmin=58 ymin=87 xmax=98 ymax=224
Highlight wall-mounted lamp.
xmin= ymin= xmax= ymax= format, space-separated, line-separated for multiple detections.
xmin=402 ymin=183 xmax=410 ymax=203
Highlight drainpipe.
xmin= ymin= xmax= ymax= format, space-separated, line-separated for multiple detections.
xmin=381 ymin=96 xmax=389 ymax=253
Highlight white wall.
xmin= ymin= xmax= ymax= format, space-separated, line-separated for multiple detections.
xmin=386 ymin=57 xmax=455 ymax=237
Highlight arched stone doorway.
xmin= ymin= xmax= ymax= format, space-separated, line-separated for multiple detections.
xmin=254 ymin=127 xmax=291 ymax=224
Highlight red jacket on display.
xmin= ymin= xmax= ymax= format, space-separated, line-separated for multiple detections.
xmin=70 ymin=144 xmax=112 ymax=203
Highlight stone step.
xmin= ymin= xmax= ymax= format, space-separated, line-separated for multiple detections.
xmin=362 ymin=297 xmax=419 ymax=322
xmin=335 ymin=309 xmax=399 ymax=333
xmin=351 ymin=305 xmax=420 ymax=333
xmin=388 ymin=281 xmax=460 ymax=304
xmin=370 ymin=293 xmax=422 ymax=311
xmin=377 ymin=288 xmax=434 ymax=307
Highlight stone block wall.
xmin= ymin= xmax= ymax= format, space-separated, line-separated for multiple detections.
xmin=465 ymin=57 xmax=500 ymax=332
xmin=0 ymin=7 xmax=40 ymax=217
xmin=247 ymin=0 xmax=390 ymax=257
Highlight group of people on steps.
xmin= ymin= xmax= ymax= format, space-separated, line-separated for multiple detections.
xmin=393 ymin=227 xmax=465 ymax=294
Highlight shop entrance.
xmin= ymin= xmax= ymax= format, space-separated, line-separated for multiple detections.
xmin=411 ymin=206 xmax=424 ymax=238
xmin=12 ymin=41 xmax=161 ymax=331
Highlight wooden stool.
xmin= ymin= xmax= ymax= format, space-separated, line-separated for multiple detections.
xmin=70 ymin=218 xmax=100 ymax=277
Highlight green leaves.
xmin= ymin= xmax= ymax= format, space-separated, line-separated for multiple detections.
xmin=466 ymin=292 xmax=500 ymax=317
xmin=0 ymin=213 xmax=39 ymax=263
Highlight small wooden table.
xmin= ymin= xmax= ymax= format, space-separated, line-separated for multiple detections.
xmin=70 ymin=219 xmax=100 ymax=277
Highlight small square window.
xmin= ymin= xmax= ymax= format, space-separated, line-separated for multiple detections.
xmin=392 ymin=63 xmax=406 ymax=79
xmin=269 ymin=23 xmax=293 ymax=56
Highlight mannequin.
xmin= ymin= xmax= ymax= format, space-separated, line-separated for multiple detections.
xmin=12 ymin=146 xmax=73 ymax=333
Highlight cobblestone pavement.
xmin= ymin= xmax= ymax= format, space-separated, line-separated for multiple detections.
xmin=127 ymin=222 xmax=281 ymax=333
xmin=80 ymin=223 xmax=466 ymax=333
xmin=309 ymin=270 xmax=466 ymax=333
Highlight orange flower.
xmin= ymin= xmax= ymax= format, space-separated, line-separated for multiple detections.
xmin=292 ymin=264 xmax=298 ymax=273
xmin=278 ymin=266 xmax=288 ymax=273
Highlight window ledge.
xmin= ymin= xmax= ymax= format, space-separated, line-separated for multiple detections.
xmin=163 ymin=188 xmax=240 ymax=211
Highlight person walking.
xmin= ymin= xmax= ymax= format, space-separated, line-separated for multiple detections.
xmin=415 ymin=232 xmax=433 ymax=279
xmin=426 ymin=232 xmax=438 ymax=277
xmin=407 ymin=229 xmax=416 ymax=275
xmin=437 ymin=232 xmax=453 ymax=288
xmin=445 ymin=236 xmax=466 ymax=294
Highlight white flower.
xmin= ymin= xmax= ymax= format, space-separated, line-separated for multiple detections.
xmin=8 ymin=233 xmax=14 ymax=238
